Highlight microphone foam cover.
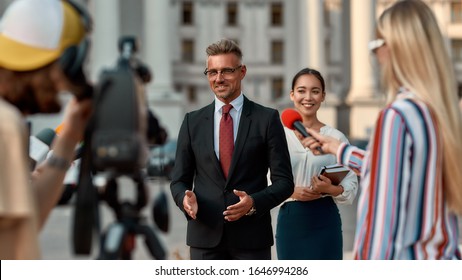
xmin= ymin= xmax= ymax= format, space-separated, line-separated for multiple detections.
xmin=281 ymin=108 xmax=302 ymax=130
xmin=35 ymin=128 xmax=56 ymax=146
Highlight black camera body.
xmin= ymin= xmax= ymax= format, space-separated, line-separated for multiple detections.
xmin=91 ymin=65 xmax=147 ymax=174
xmin=91 ymin=36 xmax=148 ymax=175
xmin=72 ymin=37 xmax=166 ymax=259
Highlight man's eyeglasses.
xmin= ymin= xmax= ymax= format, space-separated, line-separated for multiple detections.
xmin=204 ymin=65 xmax=242 ymax=78
xmin=368 ymin=38 xmax=385 ymax=53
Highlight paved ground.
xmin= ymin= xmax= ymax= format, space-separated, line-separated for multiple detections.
xmin=40 ymin=176 xmax=461 ymax=260
xmin=39 ymin=176 xmax=358 ymax=260
xmin=40 ymin=176 xmax=187 ymax=260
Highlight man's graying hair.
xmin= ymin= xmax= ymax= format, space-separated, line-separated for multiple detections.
xmin=206 ymin=39 xmax=243 ymax=60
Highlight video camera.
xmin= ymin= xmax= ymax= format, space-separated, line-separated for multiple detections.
xmin=72 ymin=36 xmax=167 ymax=259
xmin=91 ymin=36 xmax=148 ymax=175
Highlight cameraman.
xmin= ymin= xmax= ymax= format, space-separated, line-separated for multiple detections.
xmin=0 ymin=0 xmax=92 ymax=259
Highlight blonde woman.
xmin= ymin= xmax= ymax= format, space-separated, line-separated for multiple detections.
xmin=305 ymin=0 xmax=462 ymax=259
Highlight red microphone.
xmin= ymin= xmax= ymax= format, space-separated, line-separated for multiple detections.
xmin=281 ymin=108 xmax=311 ymax=137
xmin=281 ymin=108 xmax=323 ymax=153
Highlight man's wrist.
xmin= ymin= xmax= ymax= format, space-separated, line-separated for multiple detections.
xmin=245 ymin=196 xmax=256 ymax=216
xmin=46 ymin=154 xmax=71 ymax=170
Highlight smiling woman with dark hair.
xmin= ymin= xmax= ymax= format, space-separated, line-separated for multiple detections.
xmin=276 ymin=68 xmax=357 ymax=260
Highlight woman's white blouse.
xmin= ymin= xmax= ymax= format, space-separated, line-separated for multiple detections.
xmin=284 ymin=126 xmax=358 ymax=205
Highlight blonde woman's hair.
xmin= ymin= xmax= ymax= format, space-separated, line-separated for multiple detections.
xmin=377 ymin=0 xmax=462 ymax=213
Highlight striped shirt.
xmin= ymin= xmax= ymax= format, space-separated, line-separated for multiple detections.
xmin=338 ymin=88 xmax=461 ymax=259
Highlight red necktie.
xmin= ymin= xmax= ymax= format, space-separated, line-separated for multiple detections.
xmin=219 ymin=104 xmax=234 ymax=179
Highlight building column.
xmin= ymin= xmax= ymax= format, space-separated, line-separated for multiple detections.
xmin=88 ymin=0 xmax=120 ymax=83
xmin=143 ymin=0 xmax=173 ymax=96
xmin=143 ymin=0 xmax=182 ymax=139
xmin=299 ymin=0 xmax=338 ymax=128
xmin=346 ymin=0 xmax=382 ymax=139
xmin=306 ymin=0 xmax=325 ymax=75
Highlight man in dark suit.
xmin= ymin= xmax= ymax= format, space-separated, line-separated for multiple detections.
xmin=170 ymin=39 xmax=294 ymax=260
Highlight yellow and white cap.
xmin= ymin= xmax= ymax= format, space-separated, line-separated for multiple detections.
xmin=0 ymin=0 xmax=85 ymax=71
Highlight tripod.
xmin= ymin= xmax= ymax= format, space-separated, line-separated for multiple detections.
xmin=96 ymin=174 xmax=166 ymax=260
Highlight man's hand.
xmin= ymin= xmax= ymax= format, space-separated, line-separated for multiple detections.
xmin=183 ymin=190 xmax=198 ymax=219
xmin=50 ymin=62 xmax=92 ymax=101
xmin=223 ymin=189 xmax=254 ymax=222
xmin=59 ymin=97 xmax=92 ymax=144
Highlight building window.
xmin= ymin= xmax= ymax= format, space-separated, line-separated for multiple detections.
xmin=271 ymin=77 xmax=284 ymax=100
xmin=323 ymin=1 xmax=330 ymax=27
xmin=458 ymin=83 xmax=462 ymax=99
xmin=270 ymin=2 xmax=283 ymax=26
xmin=182 ymin=39 xmax=194 ymax=63
xmin=451 ymin=2 xmax=462 ymax=23
xmin=182 ymin=1 xmax=193 ymax=25
xmin=227 ymin=2 xmax=238 ymax=26
xmin=271 ymin=40 xmax=284 ymax=64
xmin=325 ymin=38 xmax=332 ymax=64
xmin=187 ymin=86 xmax=197 ymax=103
xmin=452 ymin=39 xmax=462 ymax=62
